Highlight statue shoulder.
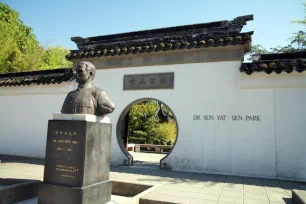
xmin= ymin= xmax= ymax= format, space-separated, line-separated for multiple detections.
xmin=68 ymin=89 xmax=77 ymax=95
xmin=92 ymin=86 xmax=115 ymax=115
xmin=65 ymin=90 xmax=76 ymax=98
xmin=92 ymin=87 xmax=107 ymax=97
xmin=93 ymin=87 xmax=104 ymax=93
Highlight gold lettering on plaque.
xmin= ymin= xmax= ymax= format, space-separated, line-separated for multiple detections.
xmin=72 ymin=140 xmax=79 ymax=145
xmin=61 ymin=175 xmax=75 ymax=179
xmin=64 ymin=140 xmax=71 ymax=144
xmin=55 ymin=165 xmax=79 ymax=173
xmin=54 ymin=130 xmax=77 ymax=136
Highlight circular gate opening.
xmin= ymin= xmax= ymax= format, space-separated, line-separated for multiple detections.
xmin=116 ymin=98 xmax=178 ymax=168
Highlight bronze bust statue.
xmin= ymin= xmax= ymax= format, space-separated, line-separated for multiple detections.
xmin=61 ymin=61 xmax=115 ymax=116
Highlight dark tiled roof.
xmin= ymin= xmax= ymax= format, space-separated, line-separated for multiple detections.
xmin=256 ymin=52 xmax=306 ymax=61
xmin=240 ymin=51 xmax=306 ymax=75
xmin=67 ymin=15 xmax=253 ymax=60
xmin=0 ymin=68 xmax=75 ymax=87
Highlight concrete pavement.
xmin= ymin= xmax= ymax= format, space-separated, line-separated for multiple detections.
xmin=130 ymin=151 xmax=166 ymax=168
xmin=1 ymin=154 xmax=306 ymax=204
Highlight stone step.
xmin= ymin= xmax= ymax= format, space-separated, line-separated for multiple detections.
xmin=292 ymin=190 xmax=306 ymax=204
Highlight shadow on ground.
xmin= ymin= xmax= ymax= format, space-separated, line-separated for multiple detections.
xmin=0 ymin=155 xmax=44 ymax=165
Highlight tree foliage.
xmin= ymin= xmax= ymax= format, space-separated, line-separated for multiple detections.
xmin=291 ymin=2 xmax=306 ymax=26
xmin=127 ymin=101 xmax=177 ymax=145
xmin=247 ymin=2 xmax=306 ymax=56
xmin=40 ymin=46 xmax=72 ymax=69
xmin=0 ymin=3 xmax=72 ymax=74
xmin=0 ymin=3 xmax=42 ymax=73
xmin=156 ymin=122 xmax=177 ymax=145
xmin=247 ymin=44 xmax=269 ymax=56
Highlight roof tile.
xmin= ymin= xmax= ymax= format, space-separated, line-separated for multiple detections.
xmin=67 ymin=15 xmax=253 ymax=60
xmin=241 ymin=52 xmax=306 ymax=75
xmin=0 ymin=68 xmax=74 ymax=87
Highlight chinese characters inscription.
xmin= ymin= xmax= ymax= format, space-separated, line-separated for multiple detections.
xmin=124 ymin=72 xmax=174 ymax=90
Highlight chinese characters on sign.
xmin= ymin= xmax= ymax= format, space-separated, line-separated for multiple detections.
xmin=56 ymin=164 xmax=79 ymax=179
xmin=47 ymin=129 xmax=82 ymax=180
xmin=124 ymin=72 xmax=174 ymax=90
xmin=44 ymin=121 xmax=86 ymax=187
xmin=52 ymin=130 xmax=79 ymax=152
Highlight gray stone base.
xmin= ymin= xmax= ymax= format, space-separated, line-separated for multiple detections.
xmin=38 ymin=180 xmax=112 ymax=204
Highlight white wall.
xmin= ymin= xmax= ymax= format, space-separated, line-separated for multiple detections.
xmin=92 ymin=61 xmax=306 ymax=181
xmin=0 ymin=83 xmax=74 ymax=157
xmin=275 ymin=88 xmax=306 ymax=181
xmin=0 ymin=61 xmax=305 ymax=181
xmin=242 ymin=73 xmax=306 ymax=181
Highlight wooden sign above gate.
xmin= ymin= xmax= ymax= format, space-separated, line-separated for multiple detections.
xmin=123 ymin=72 xmax=174 ymax=90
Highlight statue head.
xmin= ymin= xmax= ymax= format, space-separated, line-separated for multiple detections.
xmin=62 ymin=61 xmax=115 ymax=116
xmin=75 ymin=61 xmax=96 ymax=84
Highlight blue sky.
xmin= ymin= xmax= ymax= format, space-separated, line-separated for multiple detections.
xmin=1 ymin=0 xmax=305 ymax=50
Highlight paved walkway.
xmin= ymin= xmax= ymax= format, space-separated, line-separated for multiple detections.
xmin=111 ymin=166 xmax=306 ymax=204
xmin=1 ymin=155 xmax=306 ymax=204
xmin=130 ymin=151 xmax=167 ymax=167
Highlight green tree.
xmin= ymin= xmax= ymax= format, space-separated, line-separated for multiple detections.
xmin=287 ymin=1 xmax=306 ymax=50
xmin=0 ymin=3 xmax=72 ymax=73
xmin=291 ymin=2 xmax=306 ymax=26
xmin=248 ymin=2 xmax=306 ymax=55
xmin=40 ymin=46 xmax=72 ymax=69
xmin=127 ymin=101 xmax=161 ymax=144
xmin=246 ymin=44 xmax=269 ymax=58
xmin=0 ymin=3 xmax=42 ymax=73
xmin=156 ymin=122 xmax=177 ymax=145
xmin=126 ymin=101 xmax=177 ymax=145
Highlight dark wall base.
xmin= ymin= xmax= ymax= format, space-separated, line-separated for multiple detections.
xmin=38 ymin=180 xmax=112 ymax=204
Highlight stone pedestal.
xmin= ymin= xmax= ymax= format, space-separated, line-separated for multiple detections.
xmin=38 ymin=114 xmax=112 ymax=204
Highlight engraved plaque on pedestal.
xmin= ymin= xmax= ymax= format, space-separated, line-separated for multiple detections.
xmin=39 ymin=115 xmax=112 ymax=204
